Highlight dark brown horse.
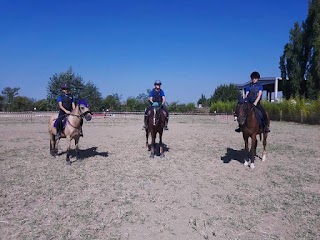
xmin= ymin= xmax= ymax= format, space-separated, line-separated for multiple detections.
xmin=145 ymin=106 xmax=166 ymax=158
xmin=48 ymin=99 xmax=92 ymax=165
xmin=235 ymin=100 xmax=269 ymax=169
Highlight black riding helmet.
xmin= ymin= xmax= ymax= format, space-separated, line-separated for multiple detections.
xmin=61 ymin=83 xmax=70 ymax=90
xmin=250 ymin=71 xmax=260 ymax=79
xmin=154 ymin=80 xmax=162 ymax=86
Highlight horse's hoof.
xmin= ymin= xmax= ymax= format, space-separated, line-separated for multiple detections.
xmin=244 ymin=161 xmax=249 ymax=166
xmin=66 ymin=160 xmax=71 ymax=166
xmin=262 ymin=155 xmax=266 ymax=161
xmin=150 ymin=154 xmax=154 ymax=158
xmin=160 ymin=154 xmax=165 ymax=158
xmin=250 ymin=163 xmax=255 ymax=169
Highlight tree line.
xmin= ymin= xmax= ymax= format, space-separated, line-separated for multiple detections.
xmin=0 ymin=68 xmax=197 ymax=113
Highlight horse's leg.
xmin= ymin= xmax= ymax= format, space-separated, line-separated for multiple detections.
xmin=66 ymin=136 xmax=72 ymax=165
xmin=250 ymin=134 xmax=257 ymax=169
xmin=159 ymin=130 xmax=165 ymax=158
xmin=145 ymin=129 xmax=149 ymax=149
xmin=262 ymin=133 xmax=267 ymax=161
xmin=49 ymin=134 xmax=56 ymax=157
xmin=150 ymin=132 xmax=155 ymax=158
xmin=243 ymin=133 xmax=249 ymax=166
xmin=75 ymin=137 xmax=80 ymax=161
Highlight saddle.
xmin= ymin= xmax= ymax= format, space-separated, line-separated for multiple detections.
xmin=54 ymin=117 xmax=67 ymax=131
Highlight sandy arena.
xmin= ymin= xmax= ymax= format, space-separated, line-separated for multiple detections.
xmin=0 ymin=114 xmax=319 ymax=240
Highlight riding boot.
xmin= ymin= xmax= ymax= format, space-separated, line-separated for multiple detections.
xmin=143 ymin=115 xmax=148 ymax=129
xmin=264 ymin=122 xmax=270 ymax=132
xmin=235 ymin=125 xmax=241 ymax=132
xmin=56 ymin=129 xmax=61 ymax=140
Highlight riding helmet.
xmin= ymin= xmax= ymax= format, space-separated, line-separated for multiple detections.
xmin=250 ymin=71 xmax=260 ymax=79
xmin=154 ymin=80 xmax=162 ymax=85
xmin=60 ymin=83 xmax=70 ymax=90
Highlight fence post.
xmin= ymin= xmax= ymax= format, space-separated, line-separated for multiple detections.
xmin=280 ymin=110 xmax=282 ymax=122
xmin=300 ymin=110 xmax=303 ymax=124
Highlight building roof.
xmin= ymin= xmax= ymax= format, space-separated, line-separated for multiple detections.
xmin=234 ymin=77 xmax=283 ymax=92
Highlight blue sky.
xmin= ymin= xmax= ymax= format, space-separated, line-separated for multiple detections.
xmin=0 ymin=0 xmax=308 ymax=103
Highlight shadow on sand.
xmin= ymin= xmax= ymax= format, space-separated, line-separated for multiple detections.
xmin=58 ymin=146 xmax=109 ymax=161
xmin=220 ymin=148 xmax=247 ymax=164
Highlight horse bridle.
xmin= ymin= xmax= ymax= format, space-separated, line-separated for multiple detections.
xmin=238 ymin=101 xmax=255 ymax=123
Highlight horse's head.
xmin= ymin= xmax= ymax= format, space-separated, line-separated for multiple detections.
xmin=235 ymin=99 xmax=250 ymax=126
xmin=78 ymin=99 xmax=92 ymax=121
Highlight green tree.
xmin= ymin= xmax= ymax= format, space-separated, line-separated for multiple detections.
xmin=11 ymin=96 xmax=35 ymax=111
xmin=102 ymin=94 xmax=122 ymax=111
xmin=1 ymin=87 xmax=20 ymax=111
xmin=280 ymin=0 xmax=320 ymax=99
xmin=47 ymin=67 xmax=85 ymax=110
xmin=197 ymin=94 xmax=207 ymax=107
xmin=125 ymin=97 xmax=140 ymax=111
xmin=279 ymin=22 xmax=306 ymax=98
xmin=80 ymin=81 xmax=103 ymax=112
xmin=34 ymin=99 xmax=51 ymax=111
xmin=0 ymin=95 xmax=4 ymax=111
xmin=209 ymin=84 xmax=240 ymax=103
xmin=306 ymin=0 xmax=320 ymax=99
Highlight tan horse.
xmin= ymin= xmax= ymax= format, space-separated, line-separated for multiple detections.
xmin=48 ymin=99 xmax=92 ymax=165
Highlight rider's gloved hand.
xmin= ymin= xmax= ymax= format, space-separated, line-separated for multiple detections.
xmin=152 ymin=102 xmax=159 ymax=107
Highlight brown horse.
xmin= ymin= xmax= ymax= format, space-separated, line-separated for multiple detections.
xmin=235 ymin=100 xmax=269 ymax=169
xmin=145 ymin=106 xmax=166 ymax=158
xmin=48 ymin=99 xmax=92 ymax=165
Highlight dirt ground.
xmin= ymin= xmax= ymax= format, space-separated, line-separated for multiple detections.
xmin=0 ymin=114 xmax=319 ymax=240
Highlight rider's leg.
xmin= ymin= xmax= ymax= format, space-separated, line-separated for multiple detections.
xmin=256 ymin=104 xmax=270 ymax=132
xmin=55 ymin=119 xmax=62 ymax=140
xmin=164 ymin=109 xmax=169 ymax=130
xmin=143 ymin=107 xmax=150 ymax=129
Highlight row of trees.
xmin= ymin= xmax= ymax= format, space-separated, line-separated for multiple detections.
xmin=197 ymin=84 xmax=240 ymax=108
xmin=0 ymin=68 xmax=198 ymax=112
xmin=280 ymin=0 xmax=320 ymax=100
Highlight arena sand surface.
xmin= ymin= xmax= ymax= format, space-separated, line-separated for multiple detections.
xmin=0 ymin=114 xmax=319 ymax=240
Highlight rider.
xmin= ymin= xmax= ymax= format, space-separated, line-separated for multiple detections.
xmin=143 ymin=80 xmax=169 ymax=130
xmin=55 ymin=83 xmax=76 ymax=140
xmin=235 ymin=71 xmax=270 ymax=133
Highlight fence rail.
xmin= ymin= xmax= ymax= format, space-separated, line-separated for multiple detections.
xmin=0 ymin=111 xmax=319 ymax=125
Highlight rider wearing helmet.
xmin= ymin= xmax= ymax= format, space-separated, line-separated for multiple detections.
xmin=143 ymin=80 xmax=169 ymax=130
xmin=55 ymin=83 xmax=76 ymax=140
xmin=235 ymin=71 xmax=270 ymax=133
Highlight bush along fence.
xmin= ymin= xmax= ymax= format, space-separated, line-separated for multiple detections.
xmin=208 ymin=98 xmax=320 ymax=125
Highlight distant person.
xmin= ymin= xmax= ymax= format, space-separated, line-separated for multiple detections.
xmin=143 ymin=80 xmax=169 ymax=130
xmin=235 ymin=71 xmax=270 ymax=133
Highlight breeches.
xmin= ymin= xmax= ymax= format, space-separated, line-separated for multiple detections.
xmin=256 ymin=104 xmax=268 ymax=124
